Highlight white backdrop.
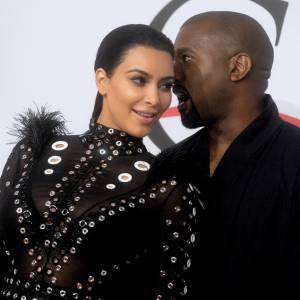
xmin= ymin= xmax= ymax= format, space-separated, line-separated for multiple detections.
xmin=0 ymin=0 xmax=299 ymax=170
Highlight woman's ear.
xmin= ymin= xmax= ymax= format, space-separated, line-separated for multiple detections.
xmin=95 ymin=68 xmax=109 ymax=96
xmin=229 ymin=53 xmax=252 ymax=82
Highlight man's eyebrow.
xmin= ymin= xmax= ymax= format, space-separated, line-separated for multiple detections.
xmin=175 ymin=47 xmax=194 ymax=54
xmin=161 ymin=76 xmax=175 ymax=82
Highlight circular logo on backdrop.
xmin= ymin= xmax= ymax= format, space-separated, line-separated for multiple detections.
xmin=148 ymin=0 xmax=290 ymax=151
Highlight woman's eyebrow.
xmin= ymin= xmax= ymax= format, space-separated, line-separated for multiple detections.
xmin=127 ymin=69 xmax=174 ymax=82
xmin=126 ymin=69 xmax=150 ymax=76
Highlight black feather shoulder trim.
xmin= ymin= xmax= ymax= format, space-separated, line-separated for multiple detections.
xmin=8 ymin=106 xmax=68 ymax=157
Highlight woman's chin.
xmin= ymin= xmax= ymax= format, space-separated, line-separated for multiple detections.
xmin=126 ymin=125 xmax=152 ymax=138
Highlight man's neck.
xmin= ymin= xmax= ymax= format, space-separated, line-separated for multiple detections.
xmin=208 ymin=96 xmax=264 ymax=176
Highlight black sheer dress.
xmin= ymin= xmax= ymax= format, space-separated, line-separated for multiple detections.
xmin=0 ymin=115 xmax=200 ymax=300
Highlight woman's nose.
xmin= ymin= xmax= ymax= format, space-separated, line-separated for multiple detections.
xmin=144 ymin=86 xmax=160 ymax=106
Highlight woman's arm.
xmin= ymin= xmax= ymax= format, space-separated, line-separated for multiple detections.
xmin=155 ymin=179 xmax=201 ymax=300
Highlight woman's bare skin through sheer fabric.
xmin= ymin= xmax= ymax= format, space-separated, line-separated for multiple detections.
xmin=0 ymin=121 xmax=200 ymax=299
xmin=0 ymin=24 xmax=201 ymax=300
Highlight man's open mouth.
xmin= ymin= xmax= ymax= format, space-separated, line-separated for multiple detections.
xmin=172 ymin=83 xmax=192 ymax=112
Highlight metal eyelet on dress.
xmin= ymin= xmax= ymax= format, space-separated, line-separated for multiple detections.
xmin=118 ymin=173 xmax=132 ymax=183
xmin=47 ymin=156 xmax=62 ymax=165
xmin=51 ymin=141 xmax=68 ymax=151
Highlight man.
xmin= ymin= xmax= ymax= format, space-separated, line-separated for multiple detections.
xmin=153 ymin=11 xmax=300 ymax=298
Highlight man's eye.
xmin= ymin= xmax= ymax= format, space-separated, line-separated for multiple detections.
xmin=131 ymin=76 xmax=146 ymax=86
xmin=160 ymin=82 xmax=174 ymax=92
xmin=182 ymin=54 xmax=192 ymax=62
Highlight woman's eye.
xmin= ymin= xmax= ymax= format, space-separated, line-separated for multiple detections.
xmin=182 ymin=54 xmax=192 ymax=63
xmin=160 ymin=82 xmax=174 ymax=92
xmin=131 ymin=76 xmax=146 ymax=86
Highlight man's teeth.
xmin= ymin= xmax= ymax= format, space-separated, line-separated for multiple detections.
xmin=179 ymin=96 xmax=190 ymax=103
xmin=177 ymin=93 xmax=190 ymax=102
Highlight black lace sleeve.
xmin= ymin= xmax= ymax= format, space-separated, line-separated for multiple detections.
xmin=0 ymin=142 xmax=24 ymax=284
xmin=0 ymin=106 xmax=66 ymax=284
xmin=155 ymin=179 xmax=200 ymax=300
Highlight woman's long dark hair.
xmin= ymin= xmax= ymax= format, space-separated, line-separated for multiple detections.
xmin=91 ymin=24 xmax=174 ymax=121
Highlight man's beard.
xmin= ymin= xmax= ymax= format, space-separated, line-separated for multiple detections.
xmin=179 ymin=100 xmax=205 ymax=129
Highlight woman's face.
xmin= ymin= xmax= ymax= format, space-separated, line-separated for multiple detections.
xmin=96 ymin=46 xmax=174 ymax=138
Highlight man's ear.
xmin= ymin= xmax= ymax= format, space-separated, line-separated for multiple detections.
xmin=229 ymin=53 xmax=252 ymax=82
xmin=95 ymin=68 xmax=109 ymax=96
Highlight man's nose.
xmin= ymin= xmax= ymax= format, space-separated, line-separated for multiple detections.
xmin=174 ymin=60 xmax=184 ymax=82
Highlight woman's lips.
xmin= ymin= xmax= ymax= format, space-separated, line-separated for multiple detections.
xmin=132 ymin=109 xmax=157 ymax=124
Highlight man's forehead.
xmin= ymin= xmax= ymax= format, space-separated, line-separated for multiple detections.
xmin=175 ymin=25 xmax=215 ymax=51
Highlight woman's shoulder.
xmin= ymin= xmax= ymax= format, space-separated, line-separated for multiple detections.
xmin=8 ymin=106 xmax=68 ymax=157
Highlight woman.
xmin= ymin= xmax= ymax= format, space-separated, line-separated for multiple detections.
xmin=0 ymin=24 xmax=199 ymax=300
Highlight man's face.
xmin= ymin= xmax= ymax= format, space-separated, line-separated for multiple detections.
xmin=174 ymin=22 xmax=231 ymax=128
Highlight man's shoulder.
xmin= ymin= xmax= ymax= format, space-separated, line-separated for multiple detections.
xmin=281 ymin=121 xmax=300 ymax=141
xmin=161 ymin=127 xmax=207 ymax=158
xmin=147 ymin=128 xmax=208 ymax=184
xmin=274 ymin=121 xmax=300 ymax=165
xmin=277 ymin=121 xmax=300 ymax=153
